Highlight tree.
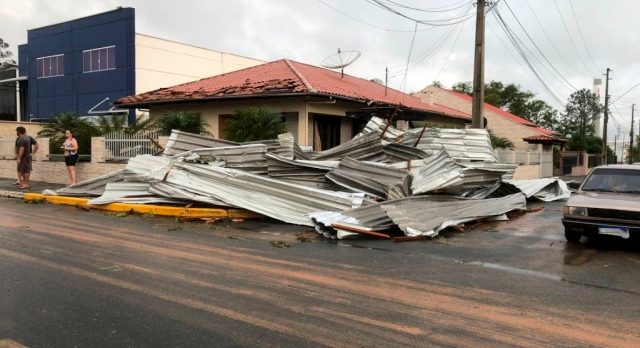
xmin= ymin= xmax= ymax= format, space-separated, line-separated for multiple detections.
xmin=0 ymin=38 xmax=15 ymax=64
xmin=451 ymin=81 xmax=472 ymax=95
xmin=37 ymin=112 xmax=101 ymax=155
xmin=96 ymin=114 xmax=157 ymax=135
xmin=487 ymin=129 xmax=515 ymax=149
xmin=224 ymin=106 xmax=288 ymax=142
xmin=525 ymin=99 xmax=558 ymax=131
xmin=557 ymin=89 xmax=602 ymax=138
xmin=155 ymin=111 xmax=211 ymax=136
xmin=431 ymin=80 xmax=443 ymax=88
xmin=370 ymin=78 xmax=384 ymax=85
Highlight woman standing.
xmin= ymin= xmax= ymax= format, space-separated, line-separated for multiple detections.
xmin=61 ymin=129 xmax=79 ymax=186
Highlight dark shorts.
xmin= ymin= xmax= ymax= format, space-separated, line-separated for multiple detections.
xmin=18 ymin=157 xmax=32 ymax=174
xmin=65 ymin=154 xmax=79 ymax=167
xmin=16 ymin=159 xmax=33 ymax=172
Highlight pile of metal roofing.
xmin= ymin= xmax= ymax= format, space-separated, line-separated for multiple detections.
xmin=41 ymin=118 xmax=570 ymax=241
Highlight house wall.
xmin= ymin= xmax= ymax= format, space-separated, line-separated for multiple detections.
xmin=134 ymin=34 xmax=264 ymax=95
xmin=22 ymin=8 xmax=136 ymax=122
xmin=414 ymin=86 xmax=542 ymax=150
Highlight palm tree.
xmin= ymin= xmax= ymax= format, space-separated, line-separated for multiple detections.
xmin=487 ymin=129 xmax=515 ymax=150
xmin=224 ymin=107 xmax=288 ymax=142
xmin=96 ymin=114 xmax=158 ymax=135
xmin=155 ymin=111 xmax=211 ymax=136
xmin=37 ymin=112 xmax=101 ymax=155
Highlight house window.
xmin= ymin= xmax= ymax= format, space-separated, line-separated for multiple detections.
xmin=36 ymin=54 xmax=65 ymax=78
xmin=83 ymin=46 xmax=116 ymax=73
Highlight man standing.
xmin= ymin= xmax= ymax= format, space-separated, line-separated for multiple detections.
xmin=16 ymin=127 xmax=32 ymax=189
xmin=14 ymin=127 xmax=38 ymax=186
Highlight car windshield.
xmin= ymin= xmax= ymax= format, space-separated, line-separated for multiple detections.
xmin=582 ymin=168 xmax=640 ymax=193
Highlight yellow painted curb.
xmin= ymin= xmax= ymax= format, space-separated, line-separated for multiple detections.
xmin=23 ymin=193 xmax=263 ymax=219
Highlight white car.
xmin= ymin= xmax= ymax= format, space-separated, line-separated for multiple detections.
xmin=562 ymin=165 xmax=640 ymax=242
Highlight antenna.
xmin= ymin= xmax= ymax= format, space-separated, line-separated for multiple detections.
xmin=321 ymin=49 xmax=361 ymax=79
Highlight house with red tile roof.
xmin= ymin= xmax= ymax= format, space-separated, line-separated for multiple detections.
xmin=413 ymin=86 xmax=566 ymax=150
xmin=114 ymin=59 xmax=472 ymax=149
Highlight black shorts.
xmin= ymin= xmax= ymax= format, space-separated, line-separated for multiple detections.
xmin=65 ymin=154 xmax=79 ymax=166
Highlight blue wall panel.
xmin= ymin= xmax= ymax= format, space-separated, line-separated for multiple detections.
xmin=18 ymin=45 xmax=28 ymax=76
xmin=23 ymin=7 xmax=135 ymax=121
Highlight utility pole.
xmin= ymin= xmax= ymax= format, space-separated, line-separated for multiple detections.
xmin=622 ymin=134 xmax=626 ymax=164
xmin=630 ymin=104 xmax=635 ymax=164
xmin=602 ymin=68 xmax=611 ymax=162
xmin=385 ymin=66 xmax=388 ymax=96
xmin=614 ymin=134 xmax=617 ymax=164
xmin=471 ymin=0 xmax=486 ymax=129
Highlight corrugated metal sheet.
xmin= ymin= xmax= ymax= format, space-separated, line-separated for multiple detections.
xmin=381 ymin=193 xmax=527 ymax=237
xmin=266 ymin=153 xmax=343 ymax=190
xmin=326 ymin=157 xmax=411 ymax=200
xmin=150 ymin=162 xmax=365 ymax=226
xmin=384 ymin=143 xmax=430 ymax=162
xmin=492 ymin=178 xmax=571 ymax=202
xmin=87 ymin=182 xmax=189 ymax=205
xmin=312 ymin=131 xmax=387 ymax=162
xmin=148 ymin=182 xmax=237 ymax=207
xmin=356 ymin=116 xmax=404 ymax=140
xmin=175 ymin=144 xmax=268 ymax=174
xmin=398 ymin=128 xmax=499 ymax=162
xmin=243 ymin=132 xmax=294 ymax=159
xmin=309 ymin=204 xmax=396 ymax=239
xmin=163 ymin=130 xmax=239 ymax=157
xmin=42 ymin=170 xmax=130 ymax=197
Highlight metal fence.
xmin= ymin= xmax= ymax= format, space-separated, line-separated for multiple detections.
xmin=49 ymin=154 xmax=92 ymax=162
xmin=104 ymin=131 xmax=160 ymax=162
xmin=496 ymin=149 xmax=545 ymax=166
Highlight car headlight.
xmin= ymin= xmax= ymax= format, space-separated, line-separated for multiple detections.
xmin=564 ymin=206 xmax=588 ymax=216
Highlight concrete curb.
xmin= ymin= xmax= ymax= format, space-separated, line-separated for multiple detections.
xmin=22 ymin=193 xmax=263 ymax=219
xmin=0 ymin=189 xmax=25 ymax=199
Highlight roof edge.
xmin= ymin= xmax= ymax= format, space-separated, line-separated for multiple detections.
xmin=284 ymin=59 xmax=316 ymax=93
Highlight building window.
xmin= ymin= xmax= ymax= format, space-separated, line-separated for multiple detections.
xmin=83 ymin=46 xmax=116 ymax=73
xmin=37 ymin=54 xmax=65 ymax=78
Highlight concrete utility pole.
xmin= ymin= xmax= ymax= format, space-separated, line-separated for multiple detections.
xmin=471 ymin=0 xmax=486 ymax=129
xmin=602 ymin=68 xmax=611 ymax=163
xmin=614 ymin=135 xmax=617 ymax=163
xmin=630 ymin=104 xmax=635 ymax=164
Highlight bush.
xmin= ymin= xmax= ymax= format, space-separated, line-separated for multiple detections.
xmin=224 ymin=106 xmax=288 ymax=142
xmin=37 ymin=112 xmax=101 ymax=155
xmin=155 ymin=111 xmax=211 ymax=136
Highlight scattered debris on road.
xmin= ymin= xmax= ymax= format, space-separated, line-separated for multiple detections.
xmin=270 ymin=240 xmax=291 ymax=248
xmin=40 ymin=117 xmax=571 ymax=242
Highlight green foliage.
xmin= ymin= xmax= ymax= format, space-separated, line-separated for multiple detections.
xmin=0 ymin=38 xmax=15 ymax=64
xmin=487 ymin=128 xmax=515 ymax=150
xmin=96 ymin=114 xmax=157 ymax=135
xmin=37 ymin=112 xmax=101 ymax=155
xmin=557 ymin=89 xmax=602 ymax=138
xmin=451 ymin=81 xmax=472 ymax=95
xmin=225 ymin=107 xmax=288 ymax=142
xmin=431 ymin=80 xmax=443 ymax=88
xmin=155 ymin=111 xmax=211 ymax=136
xmin=565 ymin=132 xmax=609 ymax=154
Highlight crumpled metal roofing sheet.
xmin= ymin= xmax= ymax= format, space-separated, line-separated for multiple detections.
xmin=356 ymin=116 xmax=404 ymax=140
xmin=163 ymin=130 xmax=239 ymax=157
xmin=174 ymin=144 xmax=268 ymax=174
xmin=384 ymin=143 xmax=430 ymax=162
xmin=243 ymin=132 xmax=294 ymax=159
xmin=311 ymin=131 xmax=388 ymax=162
xmin=87 ymin=182 xmax=189 ymax=205
xmin=150 ymin=162 xmax=365 ymax=226
xmin=381 ymin=193 xmax=527 ymax=237
xmin=266 ymin=153 xmax=343 ymax=190
xmin=398 ymin=128 xmax=498 ymax=162
xmin=326 ymin=157 xmax=411 ymax=200
xmin=42 ymin=169 xmax=131 ymax=197
xmin=309 ymin=203 xmax=396 ymax=239
xmin=493 ymin=178 xmax=571 ymax=202
xmin=148 ymin=182 xmax=237 ymax=207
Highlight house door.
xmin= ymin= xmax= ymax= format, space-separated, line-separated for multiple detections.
xmin=313 ymin=115 xmax=341 ymax=151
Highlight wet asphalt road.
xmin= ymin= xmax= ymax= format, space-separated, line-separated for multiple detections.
xmin=1 ymin=197 xmax=639 ymax=348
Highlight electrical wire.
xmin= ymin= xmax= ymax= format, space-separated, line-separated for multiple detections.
xmin=503 ymin=0 xmax=577 ymax=92
xmin=394 ymin=21 xmax=419 ymax=103
xmin=316 ymin=0 xmax=438 ymax=32
xmin=433 ymin=14 xmax=467 ymax=82
xmin=367 ymin=0 xmax=477 ymax=27
xmin=553 ymin=0 xmax=595 ymax=76
xmin=569 ymin=0 xmax=602 ymax=74
xmin=524 ymin=0 xmax=591 ymax=78
xmin=379 ymin=0 xmax=471 ymax=13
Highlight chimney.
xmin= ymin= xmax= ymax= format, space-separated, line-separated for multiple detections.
xmin=429 ymin=91 xmax=434 ymax=106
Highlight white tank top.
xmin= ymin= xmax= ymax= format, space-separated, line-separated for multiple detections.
xmin=63 ymin=138 xmax=77 ymax=156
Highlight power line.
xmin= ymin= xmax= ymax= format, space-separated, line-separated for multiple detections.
xmin=367 ymin=0 xmax=477 ymax=27
xmin=502 ymin=0 xmax=577 ymax=92
xmin=568 ymin=0 xmax=602 ymax=74
xmin=524 ymin=0 xmax=591 ymax=78
xmin=553 ymin=0 xmax=595 ymax=76
xmin=380 ymin=0 xmax=471 ymax=13
xmin=433 ymin=14 xmax=467 ymax=81
xmin=316 ymin=0 xmax=438 ymax=32
xmin=394 ymin=22 xmax=419 ymax=103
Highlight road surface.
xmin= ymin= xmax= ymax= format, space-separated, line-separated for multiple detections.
xmin=1 ymin=197 xmax=639 ymax=347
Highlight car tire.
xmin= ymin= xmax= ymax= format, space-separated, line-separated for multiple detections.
xmin=565 ymin=229 xmax=582 ymax=243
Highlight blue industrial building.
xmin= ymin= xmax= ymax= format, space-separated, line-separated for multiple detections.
xmin=18 ymin=7 xmax=136 ymax=123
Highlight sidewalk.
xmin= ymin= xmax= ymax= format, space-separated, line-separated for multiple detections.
xmin=0 ymin=178 xmax=66 ymax=198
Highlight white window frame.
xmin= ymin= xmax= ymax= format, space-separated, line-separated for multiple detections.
xmin=83 ymin=46 xmax=116 ymax=73
xmin=36 ymin=54 xmax=65 ymax=79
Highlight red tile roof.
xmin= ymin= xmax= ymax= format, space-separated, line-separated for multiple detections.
xmin=114 ymin=59 xmax=469 ymax=119
xmin=523 ymin=135 xmax=567 ymax=143
xmin=441 ymin=88 xmax=540 ymax=126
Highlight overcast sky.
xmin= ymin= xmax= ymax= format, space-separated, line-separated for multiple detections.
xmin=2 ymin=0 xmax=640 ymax=139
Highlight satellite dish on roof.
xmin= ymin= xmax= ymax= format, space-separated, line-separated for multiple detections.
xmin=321 ymin=49 xmax=361 ymax=79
